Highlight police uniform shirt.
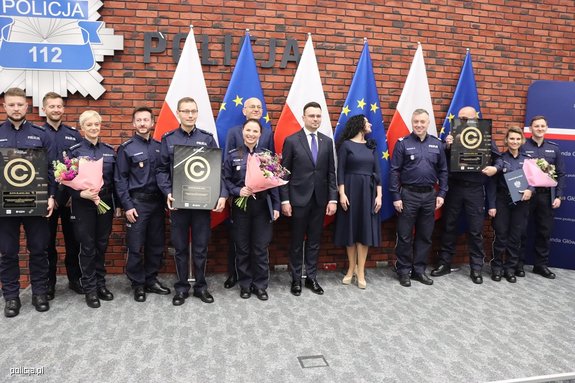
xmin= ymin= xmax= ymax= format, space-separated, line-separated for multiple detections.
xmin=43 ymin=122 xmax=82 ymax=161
xmin=224 ymin=124 xmax=275 ymax=160
xmin=494 ymin=151 xmax=535 ymax=194
xmin=115 ymin=134 xmax=162 ymax=211
xmin=69 ymin=138 xmax=116 ymax=192
xmin=0 ymin=119 xmax=57 ymax=195
xmin=521 ymin=138 xmax=565 ymax=198
xmin=390 ymin=132 xmax=448 ymax=201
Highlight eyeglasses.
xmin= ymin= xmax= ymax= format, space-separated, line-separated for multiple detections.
xmin=178 ymin=109 xmax=198 ymax=115
xmin=246 ymin=105 xmax=263 ymax=110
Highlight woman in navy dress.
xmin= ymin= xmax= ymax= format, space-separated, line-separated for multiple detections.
xmin=334 ymin=115 xmax=382 ymax=289
xmin=489 ymin=126 xmax=533 ymax=283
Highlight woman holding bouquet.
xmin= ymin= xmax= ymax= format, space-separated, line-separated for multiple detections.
xmin=489 ymin=126 xmax=533 ymax=283
xmin=222 ymin=119 xmax=280 ymax=301
xmin=334 ymin=115 xmax=382 ymax=289
xmin=68 ymin=110 xmax=120 ymax=308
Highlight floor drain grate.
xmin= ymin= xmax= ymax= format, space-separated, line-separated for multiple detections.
xmin=297 ymin=355 xmax=329 ymax=369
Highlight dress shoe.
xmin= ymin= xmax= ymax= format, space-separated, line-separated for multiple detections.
xmin=533 ymin=266 xmax=556 ymax=279
xmin=252 ymin=287 xmax=268 ymax=301
xmin=145 ymin=281 xmax=171 ymax=295
xmin=491 ymin=271 xmax=502 ymax=282
xmin=399 ymin=274 xmax=411 ymax=287
xmin=305 ymin=278 xmax=324 ymax=295
xmin=47 ymin=285 xmax=55 ymax=301
xmin=430 ymin=264 xmax=451 ymax=277
xmin=470 ymin=270 xmax=483 ymax=284
xmin=193 ymin=290 xmax=214 ymax=304
xmin=240 ymin=288 xmax=251 ymax=299
xmin=342 ymin=274 xmax=354 ymax=285
xmin=97 ymin=286 xmax=114 ymax=301
xmin=224 ymin=274 xmax=237 ymax=289
xmin=504 ymin=272 xmax=517 ymax=283
xmin=357 ymin=278 xmax=366 ymax=289
xmin=68 ymin=281 xmax=84 ymax=294
xmin=31 ymin=294 xmax=50 ymax=312
xmin=134 ymin=286 xmax=146 ymax=302
xmin=515 ymin=267 xmax=525 ymax=277
xmin=4 ymin=298 xmax=21 ymax=318
xmin=290 ymin=280 xmax=302 ymax=296
xmin=411 ymin=273 xmax=434 ymax=285
xmin=85 ymin=292 xmax=101 ymax=308
xmin=172 ymin=292 xmax=189 ymax=306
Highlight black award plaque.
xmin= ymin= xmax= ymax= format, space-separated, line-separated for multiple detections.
xmin=450 ymin=118 xmax=492 ymax=172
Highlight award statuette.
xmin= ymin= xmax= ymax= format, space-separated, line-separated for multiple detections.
xmin=504 ymin=169 xmax=528 ymax=203
xmin=0 ymin=148 xmax=48 ymax=216
xmin=450 ymin=118 xmax=492 ymax=172
xmin=172 ymin=146 xmax=222 ymax=210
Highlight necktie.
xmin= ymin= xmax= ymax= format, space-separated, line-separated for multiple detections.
xmin=310 ymin=133 xmax=318 ymax=164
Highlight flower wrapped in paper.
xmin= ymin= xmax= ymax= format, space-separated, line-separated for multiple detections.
xmin=235 ymin=151 xmax=290 ymax=211
xmin=53 ymin=152 xmax=111 ymax=214
xmin=523 ymin=158 xmax=558 ymax=188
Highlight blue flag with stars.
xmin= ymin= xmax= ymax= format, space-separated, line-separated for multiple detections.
xmin=335 ymin=41 xmax=393 ymax=220
xmin=216 ymin=31 xmax=271 ymax=152
xmin=439 ymin=50 xmax=481 ymax=140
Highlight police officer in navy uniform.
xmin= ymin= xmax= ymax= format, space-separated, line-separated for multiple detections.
xmin=68 ymin=110 xmax=121 ymax=308
xmin=156 ymin=97 xmax=226 ymax=306
xmin=42 ymin=92 xmax=83 ymax=299
xmin=222 ymin=97 xmax=275 ymax=289
xmin=0 ymin=87 xmax=56 ymax=317
xmin=520 ymin=115 xmax=565 ymax=279
xmin=390 ymin=108 xmax=448 ymax=287
xmin=115 ymin=107 xmax=170 ymax=302
xmin=222 ymin=119 xmax=280 ymax=300
xmin=431 ymin=106 xmax=499 ymax=284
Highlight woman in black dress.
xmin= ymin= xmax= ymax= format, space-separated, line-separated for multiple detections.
xmin=334 ymin=115 xmax=382 ymax=289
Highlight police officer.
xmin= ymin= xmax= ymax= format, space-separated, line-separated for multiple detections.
xmin=42 ymin=92 xmax=83 ymax=299
xmin=115 ymin=107 xmax=170 ymax=302
xmin=390 ymin=108 xmax=448 ymax=287
xmin=0 ymin=87 xmax=56 ymax=317
xmin=222 ymin=97 xmax=275 ymax=289
xmin=431 ymin=106 xmax=498 ymax=284
xmin=222 ymin=119 xmax=280 ymax=300
xmin=69 ymin=110 xmax=121 ymax=308
xmin=156 ymin=97 xmax=226 ymax=306
xmin=520 ymin=115 xmax=565 ymax=279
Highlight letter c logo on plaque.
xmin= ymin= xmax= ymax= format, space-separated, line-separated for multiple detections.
xmin=450 ymin=118 xmax=492 ymax=172
xmin=4 ymin=158 xmax=36 ymax=187
xmin=172 ymin=146 xmax=221 ymax=210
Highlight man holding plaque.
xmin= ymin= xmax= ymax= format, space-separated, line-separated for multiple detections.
xmin=0 ymin=87 xmax=56 ymax=317
xmin=156 ymin=97 xmax=226 ymax=306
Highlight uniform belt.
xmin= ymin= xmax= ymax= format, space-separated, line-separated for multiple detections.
xmin=535 ymin=187 xmax=551 ymax=193
xmin=403 ymin=185 xmax=433 ymax=193
xmin=130 ymin=191 xmax=163 ymax=201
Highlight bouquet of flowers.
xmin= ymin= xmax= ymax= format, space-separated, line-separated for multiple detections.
xmin=523 ymin=158 xmax=558 ymax=187
xmin=53 ymin=152 xmax=111 ymax=214
xmin=235 ymin=151 xmax=290 ymax=211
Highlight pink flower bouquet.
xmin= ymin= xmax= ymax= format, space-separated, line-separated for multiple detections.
xmin=523 ymin=158 xmax=558 ymax=188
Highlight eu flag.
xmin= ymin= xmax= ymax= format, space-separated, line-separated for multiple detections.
xmin=216 ymin=30 xmax=271 ymax=153
xmin=439 ymin=50 xmax=481 ymax=140
xmin=335 ymin=40 xmax=393 ymax=220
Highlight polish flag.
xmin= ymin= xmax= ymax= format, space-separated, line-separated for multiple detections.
xmin=274 ymin=33 xmax=333 ymax=155
xmin=387 ymin=43 xmax=436 ymax=156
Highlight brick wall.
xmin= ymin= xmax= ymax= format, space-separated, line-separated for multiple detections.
xmin=9 ymin=0 xmax=575 ymax=285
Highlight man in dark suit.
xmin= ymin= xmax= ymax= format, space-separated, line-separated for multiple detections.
xmin=280 ymin=101 xmax=337 ymax=296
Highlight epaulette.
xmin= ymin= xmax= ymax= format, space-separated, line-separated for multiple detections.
xmin=64 ymin=124 xmax=78 ymax=131
xmin=120 ymin=138 xmax=134 ymax=147
xmin=227 ymin=147 xmax=239 ymax=155
xmin=196 ymin=128 xmax=213 ymax=136
xmin=152 ymin=138 xmax=161 ymax=144
xmin=546 ymin=140 xmax=559 ymax=147
xmin=69 ymin=142 xmax=82 ymax=150
xmin=102 ymin=142 xmax=115 ymax=150
xmin=162 ymin=130 xmax=176 ymax=138
xmin=431 ymin=135 xmax=442 ymax=141
xmin=398 ymin=137 xmax=405 ymax=142
xmin=31 ymin=123 xmax=45 ymax=131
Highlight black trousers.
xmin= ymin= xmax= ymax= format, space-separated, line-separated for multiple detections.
xmin=520 ymin=189 xmax=554 ymax=268
xmin=438 ymin=181 xmax=486 ymax=270
xmin=231 ymin=198 xmax=272 ymax=290
xmin=492 ymin=192 xmax=529 ymax=273
xmin=72 ymin=196 xmax=113 ymax=294
xmin=289 ymin=198 xmax=324 ymax=281
xmin=0 ymin=217 xmax=49 ymax=299
xmin=395 ymin=188 xmax=436 ymax=276
xmin=125 ymin=198 xmax=165 ymax=287
xmin=48 ymin=203 xmax=81 ymax=286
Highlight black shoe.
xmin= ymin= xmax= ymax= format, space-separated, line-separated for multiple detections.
xmin=515 ymin=267 xmax=525 ymax=277
xmin=145 ymin=281 xmax=171 ymax=295
xmin=4 ymin=298 xmax=21 ymax=318
xmin=224 ymin=274 xmax=237 ymax=289
xmin=240 ymin=288 xmax=251 ymax=299
xmin=533 ymin=266 xmax=556 ymax=279
xmin=504 ymin=272 xmax=517 ymax=283
xmin=46 ymin=285 xmax=55 ymax=301
xmin=304 ymin=278 xmax=324 ymax=295
xmin=470 ymin=270 xmax=483 ymax=284
xmin=97 ymin=286 xmax=114 ymax=301
xmin=68 ymin=281 xmax=84 ymax=294
xmin=252 ymin=287 xmax=268 ymax=301
xmin=411 ymin=273 xmax=434 ymax=285
xmin=172 ymin=292 xmax=189 ymax=306
xmin=291 ymin=280 xmax=302 ymax=296
xmin=399 ymin=274 xmax=411 ymax=287
xmin=430 ymin=264 xmax=451 ymax=277
xmin=85 ymin=292 xmax=100 ymax=308
xmin=32 ymin=294 xmax=50 ymax=312
xmin=491 ymin=270 xmax=502 ymax=282
xmin=193 ymin=290 xmax=214 ymax=304
xmin=134 ymin=286 xmax=146 ymax=302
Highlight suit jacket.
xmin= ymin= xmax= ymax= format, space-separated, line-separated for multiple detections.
xmin=280 ymin=129 xmax=337 ymax=207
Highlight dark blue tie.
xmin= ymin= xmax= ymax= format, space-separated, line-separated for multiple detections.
xmin=310 ymin=133 xmax=318 ymax=164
